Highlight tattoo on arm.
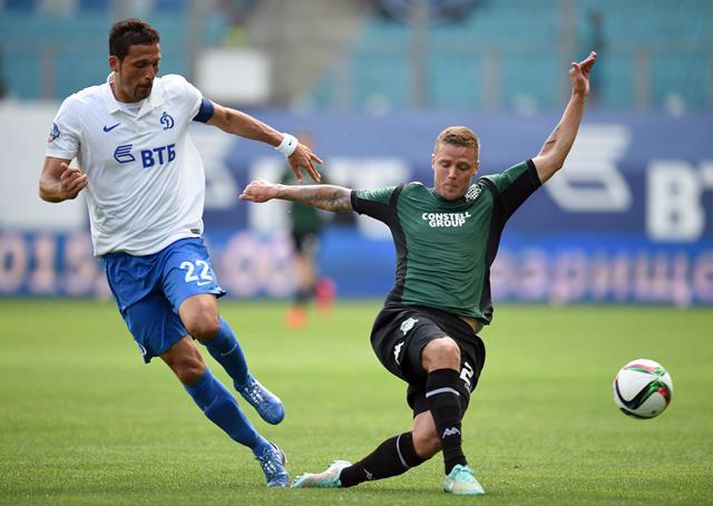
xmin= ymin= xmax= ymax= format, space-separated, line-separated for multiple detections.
xmin=281 ymin=185 xmax=352 ymax=212
xmin=539 ymin=124 xmax=560 ymax=156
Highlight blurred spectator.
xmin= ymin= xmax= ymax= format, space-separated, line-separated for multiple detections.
xmin=280 ymin=132 xmax=335 ymax=329
xmin=220 ymin=0 xmax=257 ymax=46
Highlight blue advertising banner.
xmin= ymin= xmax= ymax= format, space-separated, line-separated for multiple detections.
xmin=2 ymin=110 xmax=712 ymax=304
xmin=3 ymin=229 xmax=712 ymax=305
xmin=200 ymin=110 xmax=713 ymax=241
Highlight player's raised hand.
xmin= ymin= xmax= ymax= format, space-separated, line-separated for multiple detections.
xmin=569 ymin=51 xmax=597 ymax=97
xmin=288 ymin=143 xmax=323 ymax=183
xmin=239 ymin=179 xmax=279 ymax=203
xmin=59 ymin=162 xmax=88 ymax=200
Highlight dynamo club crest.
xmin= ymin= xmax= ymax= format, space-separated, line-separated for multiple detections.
xmin=48 ymin=122 xmax=60 ymax=142
xmin=160 ymin=112 xmax=175 ymax=130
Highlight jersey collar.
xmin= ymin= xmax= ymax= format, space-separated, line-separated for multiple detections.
xmin=103 ymin=72 xmax=165 ymax=118
xmin=430 ymin=187 xmax=468 ymax=207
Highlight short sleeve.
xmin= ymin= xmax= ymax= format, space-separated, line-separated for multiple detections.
xmin=351 ymin=185 xmax=399 ymax=223
xmin=354 ymin=186 xmax=397 ymax=206
xmin=162 ymin=74 xmax=203 ymax=120
xmin=479 ymin=159 xmax=541 ymax=221
xmin=183 ymin=78 xmax=204 ymax=120
xmin=46 ymin=95 xmax=81 ymax=160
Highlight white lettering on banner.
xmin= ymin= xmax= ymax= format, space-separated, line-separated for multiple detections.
xmin=647 ymin=161 xmax=713 ymax=242
xmin=491 ymin=248 xmax=713 ymax=307
xmin=694 ymin=252 xmax=713 ymax=300
xmin=0 ymin=232 xmax=27 ymax=292
xmin=29 ymin=233 xmax=57 ymax=294
xmin=246 ymin=157 xmax=291 ymax=234
xmin=3 ymin=230 xmax=713 ymax=304
xmin=63 ymin=232 xmax=109 ymax=297
xmin=545 ymin=125 xmax=632 ymax=212
xmin=0 ymin=231 xmax=109 ymax=297
xmin=550 ymin=251 xmax=589 ymax=305
xmin=219 ymin=231 xmax=294 ymax=298
xmin=246 ymin=158 xmax=409 ymax=239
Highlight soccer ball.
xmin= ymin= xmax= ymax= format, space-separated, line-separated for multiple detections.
xmin=613 ymin=359 xmax=673 ymax=419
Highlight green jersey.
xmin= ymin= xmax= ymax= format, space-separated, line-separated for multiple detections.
xmin=351 ymin=160 xmax=541 ymax=325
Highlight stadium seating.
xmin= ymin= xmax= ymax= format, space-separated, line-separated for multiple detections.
xmin=309 ymin=0 xmax=712 ymax=111
xmin=0 ymin=0 xmax=709 ymax=110
xmin=0 ymin=5 xmax=225 ymax=99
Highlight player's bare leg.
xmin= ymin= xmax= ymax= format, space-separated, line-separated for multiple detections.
xmin=180 ymin=294 xmax=285 ymax=424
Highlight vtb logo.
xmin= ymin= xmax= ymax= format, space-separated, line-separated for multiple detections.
xmin=114 ymin=144 xmax=135 ymax=164
xmin=113 ymin=143 xmax=176 ymax=168
xmin=141 ymin=144 xmax=176 ymax=168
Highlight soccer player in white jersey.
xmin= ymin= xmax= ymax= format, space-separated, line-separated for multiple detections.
xmin=39 ymin=18 xmax=322 ymax=487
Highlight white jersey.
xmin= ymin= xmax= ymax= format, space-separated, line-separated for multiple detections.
xmin=46 ymin=73 xmax=207 ymax=256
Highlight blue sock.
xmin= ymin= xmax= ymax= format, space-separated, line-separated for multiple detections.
xmin=184 ymin=368 xmax=268 ymax=453
xmin=203 ymin=319 xmax=250 ymax=387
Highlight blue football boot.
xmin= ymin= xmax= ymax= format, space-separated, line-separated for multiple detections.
xmin=236 ymin=374 xmax=285 ymax=425
xmin=256 ymin=441 xmax=289 ymax=487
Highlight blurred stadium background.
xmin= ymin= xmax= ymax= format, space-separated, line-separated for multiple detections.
xmin=0 ymin=0 xmax=712 ymax=305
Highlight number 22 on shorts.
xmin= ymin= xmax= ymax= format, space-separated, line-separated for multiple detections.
xmin=180 ymin=260 xmax=214 ymax=286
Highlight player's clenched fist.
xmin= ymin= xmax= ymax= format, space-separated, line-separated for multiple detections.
xmin=59 ymin=162 xmax=88 ymax=200
xmin=239 ymin=179 xmax=279 ymax=203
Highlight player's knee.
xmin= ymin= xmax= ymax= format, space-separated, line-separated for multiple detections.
xmin=162 ymin=341 xmax=207 ymax=384
xmin=180 ymin=295 xmax=220 ymax=341
xmin=173 ymin=356 xmax=206 ymax=385
xmin=413 ymin=425 xmax=441 ymax=459
xmin=422 ymin=337 xmax=461 ymax=371
xmin=185 ymin=313 xmax=220 ymax=341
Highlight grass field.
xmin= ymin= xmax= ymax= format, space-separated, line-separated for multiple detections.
xmin=1 ymin=299 xmax=712 ymax=505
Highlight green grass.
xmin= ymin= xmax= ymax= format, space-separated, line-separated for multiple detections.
xmin=1 ymin=299 xmax=712 ymax=505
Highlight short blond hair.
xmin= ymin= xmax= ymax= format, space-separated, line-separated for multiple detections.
xmin=434 ymin=126 xmax=480 ymax=160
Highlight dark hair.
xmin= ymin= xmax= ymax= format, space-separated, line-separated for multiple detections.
xmin=109 ymin=18 xmax=160 ymax=60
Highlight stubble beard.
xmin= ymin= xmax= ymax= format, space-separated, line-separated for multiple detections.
xmin=134 ymin=84 xmax=152 ymax=101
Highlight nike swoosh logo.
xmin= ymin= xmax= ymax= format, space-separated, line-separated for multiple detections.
xmin=196 ymin=281 xmax=211 ymax=286
xmin=103 ymin=123 xmax=120 ymax=132
xmin=220 ymin=344 xmax=238 ymax=357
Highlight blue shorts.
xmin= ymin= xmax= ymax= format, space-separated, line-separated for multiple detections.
xmin=104 ymin=238 xmax=226 ymax=363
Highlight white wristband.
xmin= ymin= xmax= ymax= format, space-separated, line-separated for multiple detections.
xmin=275 ymin=132 xmax=298 ymax=157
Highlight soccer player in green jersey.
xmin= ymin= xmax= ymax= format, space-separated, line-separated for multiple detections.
xmin=279 ymin=132 xmax=334 ymax=329
xmin=240 ymin=51 xmax=597 ymax=496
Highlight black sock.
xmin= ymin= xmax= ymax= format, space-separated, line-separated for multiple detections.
xmin=339 ymin=432 xmax=426 ymax=487
xmin=426 ymin=368 xmax=467 ymax=474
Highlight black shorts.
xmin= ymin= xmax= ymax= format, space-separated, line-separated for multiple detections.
xmin=370 ymin=304 xmax=486 ymax=416
xmin=291 ymin=231 xmax=320 ymax=255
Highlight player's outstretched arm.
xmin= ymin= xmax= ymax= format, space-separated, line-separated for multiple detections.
xmin=207 ymin=103 xmax=323 ymax=183
xmin=239 ymin=179 xmax=353 ymax=212
xmin=39 ymin=156 xmax=88 ymax=202
xmin=532 ymin=51 xmax=597 ymax=184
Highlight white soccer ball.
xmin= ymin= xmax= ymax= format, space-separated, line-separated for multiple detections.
xmin=613 ymin=358 xmax=673 ymax=419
